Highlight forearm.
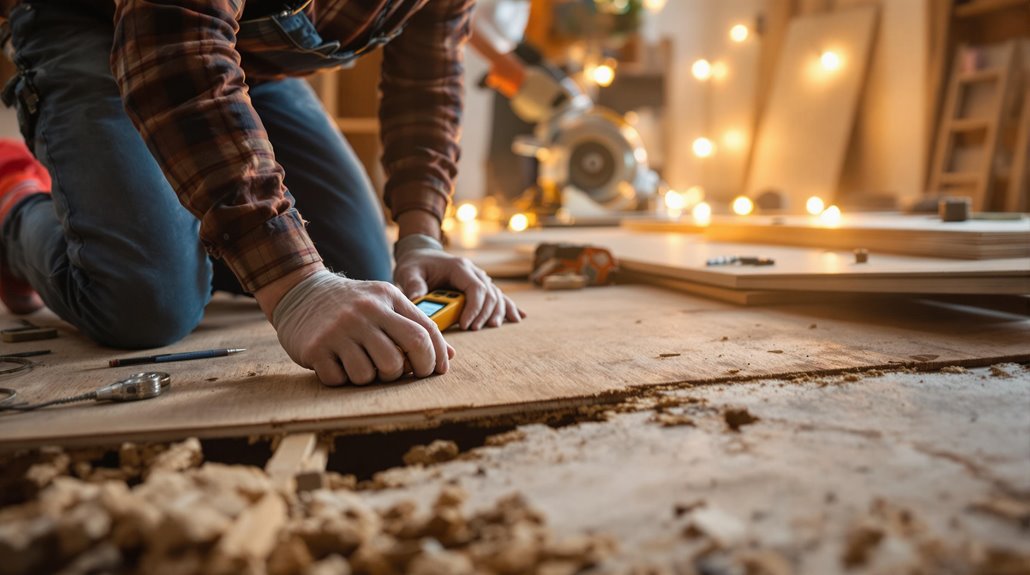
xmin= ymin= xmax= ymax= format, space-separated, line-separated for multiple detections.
xmin=112 ymin=0 xmax=320 ymax=293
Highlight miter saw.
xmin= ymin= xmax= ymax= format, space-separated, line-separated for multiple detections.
xmin=470 ymin=6 xmax=662 ymax=219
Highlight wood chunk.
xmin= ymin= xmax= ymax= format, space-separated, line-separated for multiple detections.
xmin=841 ymin=524 xmax=884 ymax=568
xmin=484 ymin=429 xmax=526 ymax=447
xmin=970 ymin=496 xmax=1030 ymax=527
xmin=305 ymin=554 xmax=352 ymax=575
xmin=740 ymin=549 xmax=794 ymax=575
xmin=268 ymin=536 xmax=315 ymax=575
xmin=723 ymin=408 xmax=760 ymax=432
xmin=940 ymin=366 xmax=968 ymax=374
xmin=652 ymin=412 xmax=696 ymax=427
xmin=402 ymin=440 xmax=459 ymax=466
xmin=146 ymin=438 xmax=203 ymax=478
xmin=211 ymin=492 xmax=287 ymax=570
xmin=682 ymin=507 xmax=747 ymax=548
xmin=989 ymin=365 xmax=1013 ymax=378
xmin=408 ymin=550 xmax=474 ymax=575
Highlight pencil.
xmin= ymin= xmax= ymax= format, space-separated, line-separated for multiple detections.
xmin=108 ymin=348 xmax=246 ymax=367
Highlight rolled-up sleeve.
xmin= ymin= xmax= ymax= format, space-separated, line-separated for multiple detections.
xmin=379 ymin=0 xmax=474 ymax=222
xmin=111 ymin=0 xmax=321 ymax=293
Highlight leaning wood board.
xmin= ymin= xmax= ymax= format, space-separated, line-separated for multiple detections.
xmin=745 ymin=6 xmax=878 ymax=208
xmin=0 ymin=283 xmax=1028 ymax=450
xmin=622 ymin=215 xmax=1030 ymax=260
xmin=482 ymin=229 xmax=1030 ymax=294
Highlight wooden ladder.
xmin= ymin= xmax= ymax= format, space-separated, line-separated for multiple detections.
xmin=928 ymin=41 xmax=1021 ymax=210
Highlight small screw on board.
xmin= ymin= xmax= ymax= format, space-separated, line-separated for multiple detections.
xmin=854 ymin=248 xmax=869 ymax=264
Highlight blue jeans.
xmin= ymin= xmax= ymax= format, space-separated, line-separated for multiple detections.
xmin=1 ymin=3 xmax=391 ymax=349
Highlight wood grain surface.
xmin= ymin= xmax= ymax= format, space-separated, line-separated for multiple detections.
xmin=0 ymin=282 xmax=1027 ymax=450
xmin=745 ymin=6 xmax=878 ymax=208
xmin=481 ymin=228 xmax=1030 ymax=294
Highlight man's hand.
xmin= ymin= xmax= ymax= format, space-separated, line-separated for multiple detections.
xmin=394 ymin=235 xmax=525 ymax=331
xmin=259 ymin=266 xmax=453 ymax=386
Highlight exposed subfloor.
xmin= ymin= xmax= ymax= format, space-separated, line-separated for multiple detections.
xmin=2 ymin=364 xmax=1028 ymax=574
xmin=354 ymin=364 xmax=1030 ymax=573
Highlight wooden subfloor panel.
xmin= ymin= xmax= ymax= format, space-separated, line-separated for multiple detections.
xmin=0 ymin=284 xmax=1027 ymax=450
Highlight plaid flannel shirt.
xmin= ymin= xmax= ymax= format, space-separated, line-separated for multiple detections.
xmin=5 ymin=0 xmax=472 ymax=292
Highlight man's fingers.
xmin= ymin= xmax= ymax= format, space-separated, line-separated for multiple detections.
xmin=470 ymin=269 xmax=498 ymax=330
xmin=485 ymin=284 xmax=506 ymax=328
xmin=449 ymin=262 xmax=488 ymax=330
xmin=312 ymin=355 xmax=348 ymax=387
xmin=381 ymin=308 xmax=441 ymax=377
xmin=503 ymin=294 xmax=524 ymax=322
xmin=362 ymin=331 xmax=407 ymax=382
xmin=338 ymin=342 xmax=378 ymax=386
xmin=447 ymin=343 xmax=455 ymax=359
xmin=396 ymin=268 xmax=429 ymax=300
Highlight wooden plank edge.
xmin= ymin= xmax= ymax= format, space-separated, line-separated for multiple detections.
xmin=1 ymin=354 xmax=1027 ymax=453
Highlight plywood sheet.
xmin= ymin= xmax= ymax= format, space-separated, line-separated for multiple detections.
xmin=482 ymin=228 xmax=1030 ymax=294
xmin=746 ymin=7 xmax=878 ymax=208
xmin=622 ymin=214 xmax=1030 ymax=260
xmin=0 ymin=282 xmax=1027 ymax=450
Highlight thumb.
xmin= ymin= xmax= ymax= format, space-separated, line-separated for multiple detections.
xmin=397 ymin=269 xmax=429 ymax=300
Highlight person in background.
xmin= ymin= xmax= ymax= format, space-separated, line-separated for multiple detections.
xmin=0 ymin=0 xmax=523 ymax=386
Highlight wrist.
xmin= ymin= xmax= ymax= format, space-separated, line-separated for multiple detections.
xmin=254 ymin=262 xmax=326 ymax=321
xmin=396 ymin=209 xmax=442 ymax=240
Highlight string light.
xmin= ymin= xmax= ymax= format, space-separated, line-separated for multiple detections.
xmin=664 ymin=190 xmax=687 ymax=212
xmin=590 ymin=61 xmax=616 ymax=87
xmin=691 ymin=59 xmax=712 ymax=81
xmin=455 ymin=202 xmax=478 ymax=223
xmin=692 ymin=137 xmax=716 ymax=158
xmin=805 ymin=196 xmax=825 ymax=215
xmin=820 ymin=50 xmax=842 ymax=72
xmin=819 ymin=205 xmax=842 ymax=227
xmin=729 ymin=24 xmax=749 ymax=43
xmin=731 ymin=196 xmax=754 ymax=216
xmin=508 ymin=213 xmax=530 ymax=232
xmin=691 ymin=201 xmax=712 ymax=226
xmin=683 ymin=186 xmax=705 ymax=206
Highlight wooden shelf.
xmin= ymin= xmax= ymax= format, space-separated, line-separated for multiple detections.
xmin=954 ymin=0 xmax=1030 ymax=19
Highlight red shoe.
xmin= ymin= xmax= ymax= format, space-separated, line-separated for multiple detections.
xmin=0 ymin=139 xmax=51 ymax=315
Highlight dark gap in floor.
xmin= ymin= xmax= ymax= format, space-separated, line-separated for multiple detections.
xmin=201 ymin=436 xmax=274 ymax=468
xmin=327 ymin=420 xmax=518 ymax=481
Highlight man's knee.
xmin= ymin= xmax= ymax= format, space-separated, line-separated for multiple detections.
xmin=83 ymin=270 xmax=210 ymax=350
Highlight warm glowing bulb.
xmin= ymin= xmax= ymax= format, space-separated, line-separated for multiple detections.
xmin=732 ymin=196 xmax=754 ymax=216
xmin=508 ymin=213 xmax=530 ymax=232
xmin=683 ymin=186 xmax=705 ymax=206
xmin=591 ymin=63 xmax=616 ymax=87
xmin=692 ymin=137 xmax=716 ymax=158
xmin=643 ymin=0 xmax=667 ymax=12
xmin=820 ymin=51 xmax=842 ymax=71
xmin=729 ymin=24 xmax=749 ymax=43
xmin=819 ymin=205 xmax=842 ymax=226
xmin=805 ymin=196 xmax=825 ymax=215
xmin=455 ymin=202 xmax=478 ymax=223
xmin=664 ymin=190 xmax=686 ymax=211
xmin=692 ymin=201 xmax=712 ymax=225
xmin=692 ymin=59 xmax=712 ymax=81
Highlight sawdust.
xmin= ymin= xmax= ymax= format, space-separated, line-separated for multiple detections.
xmin=970 ymin=496 xmax=1030 ymax=528
xmin=484 ymin=429 xmax=527 ymax=447
xmin=842 ymin=373 xmax=863 ymax=382
xmin=989 ymin=365 xmax=1013 ymax=378
xmin=651 ymin=412 xmax=696 ymax=427
xmin=402 ymin=440 xmax=460 ymax=466
xmin=723 ymin=407 xmax=760 ymax=432
xmin=941 ymin=365 xmax=968 ymax=374
xmin=842 ymin=524 xmax=884 ymax=568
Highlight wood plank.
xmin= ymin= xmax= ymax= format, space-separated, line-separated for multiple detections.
xmin=0 ymin=281 xmax=1028 ymax=451
xmin=745 ymin=6 xmax=878 ymax=209
xmin=621 ymin=214 xmax=1030 ymax=260
xmin=482 ymin=228 xmax=1030 ymax=294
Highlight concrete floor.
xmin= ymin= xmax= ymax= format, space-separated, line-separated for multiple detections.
xmin=360 ymin=364 xmax=1030 ymax=573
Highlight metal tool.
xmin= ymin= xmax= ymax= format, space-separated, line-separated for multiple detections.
xmin=109 ymin=347 xmax=246 ymax=367
xmin=0 ymin=372 xmax=170 ymax=412
xmin=706 ymin=256 xmax=776 ymax=267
